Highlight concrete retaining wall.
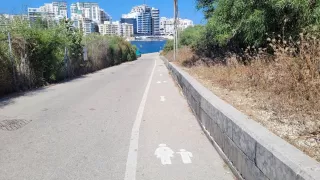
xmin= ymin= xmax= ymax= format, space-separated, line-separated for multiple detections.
xmin=161 ymin=56 xmax=320 ymax=180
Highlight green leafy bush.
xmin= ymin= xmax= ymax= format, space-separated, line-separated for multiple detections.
xmin=162 ymin=40 xmax=174 ymax=53
xmin=195 ymin=0 xmax=320 ymax=56
xmin=179 ymin=25 xmax=204 ymax=47
xmin=0 ymin=17 xmax=136 ymax=96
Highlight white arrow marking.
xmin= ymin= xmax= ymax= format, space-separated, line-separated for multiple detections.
xmin=177 ymin=149 xmax=193 ymax=164
xmin=160 ymin=96 xmax=166 ymax=102
xmin=155 ymin=144 xmax=174 ymax=165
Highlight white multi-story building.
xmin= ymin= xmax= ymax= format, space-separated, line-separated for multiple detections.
xmin=179 ymin=19 xmax=194 ymax=29
xmin=99 ymin=21 xmax=120 ymax=36
xmin=72 ymin=14 xmax=93 ymax=35
xmin=99 ymin=21 xmax=133 ymax=38
xmin=28 ymin=8 xmax=42 ymax=22
xmin=73 ymin=17 xmax=96 ymax=35
xmin=160 ymin=17 xmax=173 ymax=35
xmin=70 ymin=2 xmax=101 ymax=24
xmin=151 ymin=8 xmax=160 ymax=35
xmin=28 ymin=1 xmax=67 ymax=23
xmin=160 ymin=17 xmax=194 ymax=35
xmin=122 ymin=4 xmax=160 ymax=36
xmin=70 ymin=2 xmax=112 ymax=35
xmin=121 ymin=23 xmax=134 ymax=37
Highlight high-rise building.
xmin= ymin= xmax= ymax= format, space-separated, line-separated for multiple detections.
xmin=70 ymin=2 xmax=111 ymax=35
xmin=71 ymin=12 xmax=95 ymax=35
xmin=151 ymin=8 xmax=160 ymax=35
xmin=122 ymin=4 xmax=160 ymax=36
xmin=160 ymin=17 xmax=194 ymax=35
xmin=100 ymin=9 xmax=111 ymax=23
xmin=82 ymin=18 xmax=96 ymax=35
xmin=70 ymin=2 xmax=101 ymax=24
xmin=28 ymin=1 xmax=67 ymax=23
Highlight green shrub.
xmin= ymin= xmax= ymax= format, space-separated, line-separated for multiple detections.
xmin=0 ymin=17 xmax=136 ymax=96
xmin=195 ymin=0 xmax=320 ymax=57
xmin=163 ymin=40 xmax=174 ymax=53
xmin=179 ymin=25 xmax=204 ymax=47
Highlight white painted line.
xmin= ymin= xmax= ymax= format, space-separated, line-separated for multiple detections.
xmin=163 ymin=81 xmax=167 ymax=83
xmin=177 ymin=149 xmax=193 ymax=164
xmin=156 ymin=81 xmax=161 ymax=84
xmin=155 ymin=144 xmax=174 ymax=165
xmin=160 ymin=96 xmax=166 ymax=102
xmin=124 ymin=58 xmax=156 ymax=180
xmin=160 ymin=74 xmax=163 ymax=76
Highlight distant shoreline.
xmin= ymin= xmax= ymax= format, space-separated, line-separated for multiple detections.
xmin=130 ymin=39 xmax=167 ymax=42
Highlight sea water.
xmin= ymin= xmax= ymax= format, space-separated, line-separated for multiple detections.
xmin=130 ymin=41 xmax=167 ymax=54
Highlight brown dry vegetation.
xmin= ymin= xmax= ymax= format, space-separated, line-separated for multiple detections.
xmin=164 ymin=35 xmax=320 ymax=161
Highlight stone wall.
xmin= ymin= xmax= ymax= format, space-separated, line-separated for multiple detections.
xmin=161 ymin=56 xmax=320 ymax=180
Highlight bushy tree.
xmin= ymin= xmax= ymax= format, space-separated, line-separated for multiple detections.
xmin=195 ymin=0 xmax=320 ymax=54
xmin=196 ymin=0 xmax=216 ymax=19
xmin=179 ymin=25 xmax=205 ymax=47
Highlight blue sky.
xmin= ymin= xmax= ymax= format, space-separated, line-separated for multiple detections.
xmin=0 ymin=0 xmax=205 ymax=24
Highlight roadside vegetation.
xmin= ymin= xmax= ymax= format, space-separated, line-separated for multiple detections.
xmin=0 ymin=16 xmax=136 ymax=96
xmin=163 ymin=0 xmax=320 ymax=161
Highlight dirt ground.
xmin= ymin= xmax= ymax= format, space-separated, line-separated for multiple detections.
xmin=165 ymin=50 xmax=320 ymax=162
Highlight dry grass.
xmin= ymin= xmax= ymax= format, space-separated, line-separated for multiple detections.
xmin=165 ymin=40 xmax=320 ymax=161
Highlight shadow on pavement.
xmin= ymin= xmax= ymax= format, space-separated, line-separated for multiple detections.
xmin=0 ymin=74 xmax=91 ymax=109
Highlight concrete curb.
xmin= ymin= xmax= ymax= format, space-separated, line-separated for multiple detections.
xmin=160 ymin=56 xmax=320 ymax=180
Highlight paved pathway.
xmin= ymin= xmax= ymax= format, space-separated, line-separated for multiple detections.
xmin=0 ymin=53 xmax=235 ymax=180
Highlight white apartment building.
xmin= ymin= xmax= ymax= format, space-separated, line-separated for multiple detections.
xmin=39 ymin=2 xmax=67 ymax=20
xmin=160 ymin=17 xmax=194 ymax=35
xmin=70 ymin=2 xmax=112 ymax=35
xmin=28 ymin=1 xmax=67 ymax=22
xmin=73 ymin=17 xmax=96 ymax=35
xmin=70 ymin=2 xmax=101 ymax=24
xmin=99 ymin=21 xmax=120 ymax=36
xmin=151 ymin=7 xmax=160 ymax=35
xmin=121 ymin=23 xmax=134 ymax=37
xmin=160 ymin=17 xmax=173 ymax=35
xmin=179 ymin=19 xmax=194 ymax=29
xmin=99 ymin=21 xmax=133 ymax=38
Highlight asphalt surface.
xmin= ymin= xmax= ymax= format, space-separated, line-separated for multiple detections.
xmin=0 ymin=53 xmax=235 ymax=180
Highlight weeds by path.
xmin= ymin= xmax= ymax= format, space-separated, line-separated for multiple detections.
xmin=165 ymin=43 xmax=320 ymax=161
